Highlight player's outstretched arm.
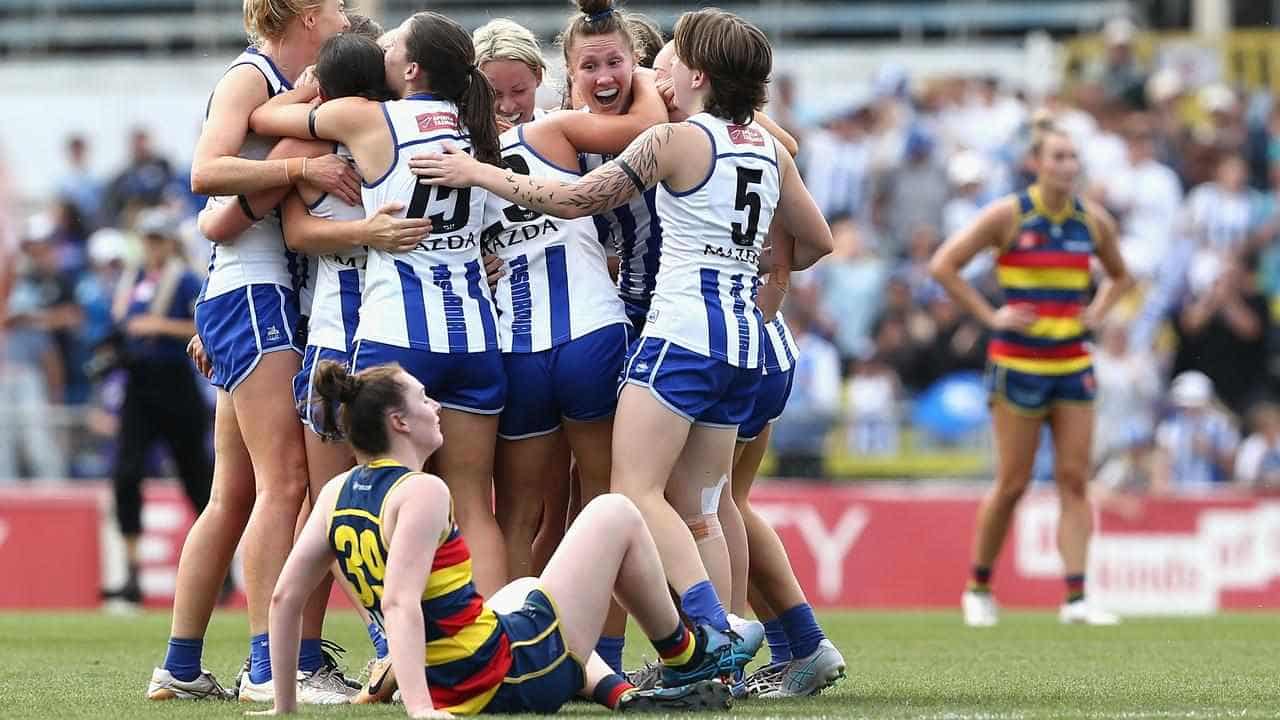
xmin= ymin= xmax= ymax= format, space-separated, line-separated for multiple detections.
xmin=409 ymin=123 xmax=683 ymax=219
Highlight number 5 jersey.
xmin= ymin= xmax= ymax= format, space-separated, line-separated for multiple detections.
xmin=648 ymin=114 xmax=780 ymax=368
xmin=358 ymin=93 xmax=498 ymax=353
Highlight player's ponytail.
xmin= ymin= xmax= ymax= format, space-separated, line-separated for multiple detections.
xmin=310 ymin=361 xmax=406 ymax=454
xmin=403 ymin=11 xmax=501 ymax=166
xmin=459 ymin=66 xmax=502 ymax=167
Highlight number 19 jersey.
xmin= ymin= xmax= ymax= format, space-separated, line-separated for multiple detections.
xmin=358 ymin=94 xmax=497 ymax=353
xmin=649 ymin=114 xmax=780 ymax=368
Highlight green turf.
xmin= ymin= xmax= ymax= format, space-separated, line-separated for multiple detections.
xmin=2 ymin=610 xmax=1277 ymax=718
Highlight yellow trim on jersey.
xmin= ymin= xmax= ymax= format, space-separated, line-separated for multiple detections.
xmin=441 ymin=679 xmax=503 ymax=716
xmin=367 ymin=458 xmax=406 ymax=469
xmin=990 ymin=355 xmax=1093 ymax=375
xmin=425 ymin=558 xmax=475 ymax=599
xmin=504 ymin=650 xmax=571 ymax=684
xmin=333 ymin=508 xmax=381 ymax=525
xmin=1028 ymin=185 xmax=1074 ymax=226
xmin=425 ymin=606 xmax=499 ymax=665
xmin=995 ymin=266 xmax=1090 ymax=291
xmin=324 ymin=469 xmax=353 ymax=540
xmin=377 ymin=471 xmax=415 ymax=548
xmin=1026 ymin=316 xmax=1085 ymax=340
xmin=508 ymin=615 xmax=560 ymax=649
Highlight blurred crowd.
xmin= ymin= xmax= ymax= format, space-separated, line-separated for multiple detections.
xmin=6 ymin=18 xmax=1280 ymax=493
xmin=767 ymin=18 xmax=1280 ymax=493
xmin=0 ymin=128 xmax=208 ymax=480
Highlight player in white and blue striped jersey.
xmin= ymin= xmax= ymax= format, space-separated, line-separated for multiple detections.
xmin=249 ymin=11 xmax=509 ymax=597
xmin=187 ymin=24 xmax=432 ymax=703
xmin=479 ymin=39 xmax=668 ymax=585
xmin=147 ymin=0 xmax=360 ymax=704
xmin=411 ymin=7 xmax=836 ymax=688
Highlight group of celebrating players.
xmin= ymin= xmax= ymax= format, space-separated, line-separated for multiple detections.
xmin=142 ymin=0 xmax=846 ymax=715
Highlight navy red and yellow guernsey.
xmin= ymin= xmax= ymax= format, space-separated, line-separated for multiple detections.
xmin=327 ymin=459 xmax=511 ymax=714
xmin=989 ymin=185 xmax=1096 ymax=375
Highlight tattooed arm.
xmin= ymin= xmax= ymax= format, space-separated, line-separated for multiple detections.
xmin=410 ymin=123 xmax=684 ymax=219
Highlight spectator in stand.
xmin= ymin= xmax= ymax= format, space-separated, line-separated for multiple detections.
xmin=1143 ymin=69 xmax=1188 ymax=180
xmin=48 ymin=198 xmax=92 ymax=281
xmin=899 ymin=223 xmax=942 ymax=305
xmin=58 ymin=134 xmax=105 ymax=230
xmin=800 ymin=100 xmax=872 ymax=221
xmin=918 ymin=294 xmax=987 ymax=387
xmin=103 ymin=209 xmax=210 ymax=604
xmin=1098 ymin=112 xmax=1183 ymax=280
xmin=1152 ymin=371 xmax=1239 ymax=493
xmin=1091 ymin=317 xmax=1160 ymax=488
xmin=943 ymin=149 xmax=989 ymax=239
xmin=873 ymin=127 xmax=948 ymax=257
xmin=1172 ymin=252 xmax=1269 ymax=416
xmin=0 ymin=226 xmax=82 ymax=481
xmin=771 ymin=285 xmax=842 ymax=478
xmin=105 ymin=128 xmax=175 ymax=225
xmin=813 ymin=215 xmax=886 ymax=363
xmin=843 ymin=353 xmax=901 ymax=456
xmin=1093 ymin=17 xmax=1147 ymax=110
xmin=1181 ymin=85 xmax=1247 ymax=189
xmin=1186 ymin=153 xmax=1260 ymax=257
xmin=1236 ymin=402 xmax=1280 ymax=490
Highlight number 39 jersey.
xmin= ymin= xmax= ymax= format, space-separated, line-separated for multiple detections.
xmin=482 ymin=125 xmax=626 ymax=353
xmin=358 ymin=94 xmax=497 ymax=353
xmin=649 ymin=114 xmax=780 ymax=368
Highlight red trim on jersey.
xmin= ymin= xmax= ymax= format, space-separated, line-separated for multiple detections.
xmin=988 ymin=339 xmax=1087 ymax=359
xmin=997 ymin=251 xmax=1090 ymax=270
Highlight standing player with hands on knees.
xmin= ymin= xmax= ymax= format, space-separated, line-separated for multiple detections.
xmin=929 ymin=111 xmax=1133 ymax=628
xmin=411 ymin=7 xmax=835 ymax=693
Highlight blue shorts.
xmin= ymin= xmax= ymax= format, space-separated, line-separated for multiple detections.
xmin=623 ymin=298 xmax=650 ymax=336
xmin=739 ymin=369 xmax=794 ymax=441
xmin=351 ymin=338 xmax=506 ymax=415
xmin=499 ymin=323 xmax=630 ymax=440
xmin=484 ymin=588 xmax=584 ymax=714
xmin=292 ymin=345 xmax=350 ymax=433
xmin=195 ymin=284 xmax=301 ymax=392
xmin=621 ymin=337 xmax=762 ymax=428
xmin=985 ymin=362 xmax=1096 ymax=416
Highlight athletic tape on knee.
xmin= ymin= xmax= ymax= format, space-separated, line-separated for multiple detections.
xmin=686 ymin=514 xmax=724 ymax=544
xmin=700 ymin=475 xmax=728 ymax=515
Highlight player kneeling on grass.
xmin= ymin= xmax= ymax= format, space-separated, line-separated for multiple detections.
xmin=250 ymin=360 xmax=750 ymax=717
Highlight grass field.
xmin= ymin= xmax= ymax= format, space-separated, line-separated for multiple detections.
xmin=3 ymin=610 xmax=1277 ymax=719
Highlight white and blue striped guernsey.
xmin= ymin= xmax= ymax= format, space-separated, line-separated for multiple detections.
xmin=483 ymin=125 xmax=626 ymax=352
xmin=201 ymin=47 xmax=297 ymax=301
xmin=357 ymin=94 xmax=497 ymax=353
xmin=648 ymin=113 xmax=781 ymax=368
xmin=579 ymin=151 xmax=663 ymax=311
xmin=761 ymin=311 xmax=798 ymax=375
xmin=304 ymin=143 xmax=367 ymax=352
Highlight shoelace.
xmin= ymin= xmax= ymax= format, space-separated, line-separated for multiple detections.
xmin=201 ymin=671 xmax=232 ymax=700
